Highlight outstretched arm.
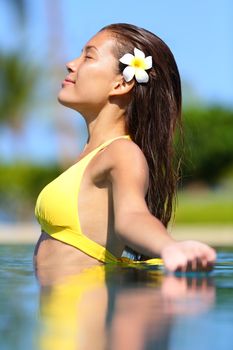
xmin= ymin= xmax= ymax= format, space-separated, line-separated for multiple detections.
xmin=107 ymin=140 xmax=216 ymax=272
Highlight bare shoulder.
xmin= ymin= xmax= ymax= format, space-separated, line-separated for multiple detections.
xmin=106 ymin=138 xmax=148 ymax=172
xmin=91 ymin=138 xmax=149 ymax=195
xmin=103 ymin=138 xmax=150 ymax=194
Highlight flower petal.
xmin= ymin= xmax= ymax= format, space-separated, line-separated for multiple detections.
xmin=122 ymin=66 xmax=135 ymax=82
xmin=144 ymin=56 xmax=152 ymax=69
xmin=119 ymin=53 xmax=134 ymax=65
xmin=135 ymin=68 xmax=149 ymax=83
xmin=134 ymin=48 xmax=145 ymax=59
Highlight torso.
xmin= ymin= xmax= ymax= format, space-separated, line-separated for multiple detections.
xmin=34 ymin=139 xmax=127 ymax=275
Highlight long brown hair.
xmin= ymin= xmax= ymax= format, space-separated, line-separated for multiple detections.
xmin=101 ymin=23 xmax=182 ymax=227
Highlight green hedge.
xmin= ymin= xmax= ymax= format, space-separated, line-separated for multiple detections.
xmin=175 ymin=191 xmax=233 ymax=224
xmin=179 ymin=106 xmax=233 ymax=185
xmin=0 ymin=164 xmax=60 ymax=221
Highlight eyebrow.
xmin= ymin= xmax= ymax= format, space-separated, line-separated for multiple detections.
xmin=82 ymin=45 xmax=99 ymax=53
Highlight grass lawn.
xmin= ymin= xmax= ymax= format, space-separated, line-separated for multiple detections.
xmin=175 ymin=189 xmax=233 ymax=224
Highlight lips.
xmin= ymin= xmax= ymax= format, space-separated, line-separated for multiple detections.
xmin=62 ymin=77 xmax=76 ymax=87
xmin=65 ymin=77 xmax=75 ymax=83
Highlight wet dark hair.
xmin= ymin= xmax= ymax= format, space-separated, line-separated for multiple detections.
xmin=100 ymin=23 xmax=182 ymax=227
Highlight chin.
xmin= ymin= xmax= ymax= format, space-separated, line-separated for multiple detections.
xmin=57 ymin=96 xmax=85 ymax=116
xmin=57 ymin=95 xmax=68 ymax=106
xmin=57 ymin=92 xmax=75 ymax=109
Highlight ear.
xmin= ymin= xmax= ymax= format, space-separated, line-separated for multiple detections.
xmin=109 ymin=75 xmax=135 ymax=97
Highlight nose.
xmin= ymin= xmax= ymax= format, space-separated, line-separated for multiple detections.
xmin=66 ymin=58 xmax=79 ymax=73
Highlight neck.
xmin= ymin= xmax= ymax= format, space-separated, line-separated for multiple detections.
xmin=83 ymin=104 xmax=127 ymax=149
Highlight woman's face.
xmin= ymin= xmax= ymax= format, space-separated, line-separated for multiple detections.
xmin=58 ymin=30 xmax=120 ymax=116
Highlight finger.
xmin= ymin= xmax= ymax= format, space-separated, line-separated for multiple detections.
xmin=164 ymin=253 xmax=188 ymax=273
xmin=194 ymin=258 xmax=215 ymax=272
xmin=191 ymin=245 xmax=216 ymax=271
xmin=206 ymin=261 xmax=215 ymax=272
xmin=185 ymin=260 xmax=193 ymax=272
xmin=196 ymin=258 xmax=206 ymax=272
xmin=191 ymin=258 xmax=197 ymax=271
xmin=174 ymin=264 xmax=186 ymax=273
xmin=196 ymin=251 xmax=216 ymax=272
xmin=175 ymin=261 xmax=191 ymax=273
xmin=179 ymin=258 xmax=212 ymax=273
xmin=198 ymin=246 xmax=217 ymax=264
xmin=190 ymin=260 xmax=200 ymax=272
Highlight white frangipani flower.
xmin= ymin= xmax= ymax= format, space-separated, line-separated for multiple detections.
xmin=119 ymin=48 xmax=152 ymax=83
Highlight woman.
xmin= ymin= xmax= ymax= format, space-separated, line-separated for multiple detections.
xmin=34 ymin=23 xmax=216 ymax=274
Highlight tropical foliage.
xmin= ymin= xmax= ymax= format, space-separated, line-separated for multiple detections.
xmin=179 ymin=106 xmax=233 ymax=185
xmin=0 ymin=53 xmax=39 ymax=127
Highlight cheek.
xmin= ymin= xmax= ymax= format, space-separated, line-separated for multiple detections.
xmin=75 ymin=69 xmax=114 ymax=99
xmin=78 ymin=60 xmax=116 ymax=89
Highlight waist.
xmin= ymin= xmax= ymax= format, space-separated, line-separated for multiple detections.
xmin=34 ymin=231 xmax=102 ymax=268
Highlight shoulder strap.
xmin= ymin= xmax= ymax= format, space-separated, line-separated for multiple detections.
xmin=92 ymin=134 xmax=131 ymax=154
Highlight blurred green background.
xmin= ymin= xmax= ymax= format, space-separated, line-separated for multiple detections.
xmin=0 ymin=0 xmax=232 ymax=231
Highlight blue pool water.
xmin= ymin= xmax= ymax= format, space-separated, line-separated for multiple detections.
xmin=0 ymin=244 xmax=232 ymax=350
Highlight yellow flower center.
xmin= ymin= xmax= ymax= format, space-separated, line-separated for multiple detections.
xmin=131 ymin=57 xmax=146 ymax=69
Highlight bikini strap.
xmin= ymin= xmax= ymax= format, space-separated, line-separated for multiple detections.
xmin=75 ymin=135 xmax=131 ymax=233
xmin=87 ymin=135 xmax=131 ymax=156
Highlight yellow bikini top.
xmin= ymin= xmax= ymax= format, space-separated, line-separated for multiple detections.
xmin=35 ymin=135 xmax=162 ymax=267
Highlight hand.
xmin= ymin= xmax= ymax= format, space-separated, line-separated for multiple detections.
xmin=161 ymin=240 xmax=216 ymax=273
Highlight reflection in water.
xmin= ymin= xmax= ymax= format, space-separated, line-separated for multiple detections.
xmin=36 ymin=265 xmax=215 ymax=350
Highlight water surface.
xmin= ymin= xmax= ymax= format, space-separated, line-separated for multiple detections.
xmin=0 ymin=245 xmax=232 ymax=350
